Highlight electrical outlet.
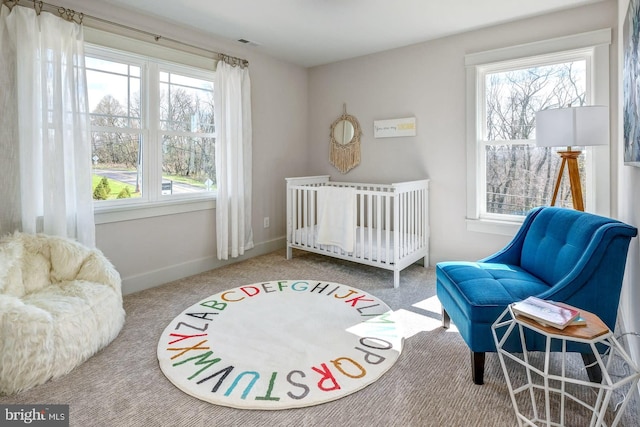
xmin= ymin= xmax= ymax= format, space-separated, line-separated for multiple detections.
xmin=263 ymin=217 xmax=270 ymax=228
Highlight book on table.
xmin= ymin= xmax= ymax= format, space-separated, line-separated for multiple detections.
xmin=511 ymin=296 xmax=581 ymax=330
xmin=569 ymin=315 xmax=587 ymax=326
xmin=552 ymin=301 xmax=586 ymax=326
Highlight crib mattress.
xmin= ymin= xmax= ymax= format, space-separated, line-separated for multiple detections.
xmin=292 ymin=225 xmax=422 ymax=263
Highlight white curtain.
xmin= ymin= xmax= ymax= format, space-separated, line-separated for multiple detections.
xmin=214 ymin=60 xmax=253 ymax=260
xmin=0 ymin=6 xmax=95 ymax=246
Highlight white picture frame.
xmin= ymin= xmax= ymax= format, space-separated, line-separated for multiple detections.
xmin=373 ymin=117 xmax=416 ymax=138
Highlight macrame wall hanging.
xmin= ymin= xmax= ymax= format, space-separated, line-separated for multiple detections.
xmin=330 ymin=104 xmax=362 ymax=174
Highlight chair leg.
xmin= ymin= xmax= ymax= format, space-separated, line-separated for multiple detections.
xmin=442 ymin=308 xmax=450 ymax=329
xmin=581 ymin=353 xmax=603 ymax=383
xmin=471 ymin=351 xmax=485 ymax=385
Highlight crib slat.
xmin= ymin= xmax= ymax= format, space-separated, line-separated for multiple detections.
xmin=286 ymin=183 xmax=293 ymax=257
xmin=401 ymin=191 xmax=404 ymax=263
xmin=402 ymin=192 xmax=407 ymax=258
xmin=297 ymin=188 xmax=301 ymax=244
xmin=416 ymin=189 xmax=420 ymax=249
xmin=310 ymin=187 xmax=316 ymax=247
xmin=375 ymin=193 xmax=380 ymax=262
xmin=385 ymin=194 xmax=391 ymax=264
xmin=367 ymin=193 xmax=373 ymax=261
xmin=409 ymin=190 xmax=415 ymax=254
xmin=400 ymin=193 xmax=406 ymax=259
xmin=302 ymin=188 xmax=307 ymax=245
xmin=358 ymin=192 xmax=364 ymax=259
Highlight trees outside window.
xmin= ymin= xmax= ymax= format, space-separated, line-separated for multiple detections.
xmin=483 ymin=60 xmax=586 ymax=215
xmin=159 ymin=71 xmax=215 ymax=194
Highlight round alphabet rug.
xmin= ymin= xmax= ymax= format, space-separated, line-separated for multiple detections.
xmin=157 ymin=280 xmax=403 ymax=409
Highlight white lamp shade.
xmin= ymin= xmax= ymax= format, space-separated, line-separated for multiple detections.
xmin=535 ymin=105 xmax=609 ymax=148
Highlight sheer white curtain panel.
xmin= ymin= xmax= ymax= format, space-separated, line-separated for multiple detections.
xmin=0 ymin=5 xmax=95 ymax=246
xmin=214 ymin=61 xmax=253 ymax=260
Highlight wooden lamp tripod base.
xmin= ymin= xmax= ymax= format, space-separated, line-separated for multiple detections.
xmin=551 ymin=148 xmax=584 ymax=211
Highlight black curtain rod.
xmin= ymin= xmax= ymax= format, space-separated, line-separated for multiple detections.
xmin=1 ymin=0 xmax=249 ymax=67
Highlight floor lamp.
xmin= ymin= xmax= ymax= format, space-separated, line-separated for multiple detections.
xmin=535 ymin=106 xmax=609 ymax=211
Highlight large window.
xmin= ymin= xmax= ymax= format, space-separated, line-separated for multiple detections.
xmin=465 ymin=30 xmax=611 ymax=234
xmin=86 ymin=45 xmax=216 ymax=210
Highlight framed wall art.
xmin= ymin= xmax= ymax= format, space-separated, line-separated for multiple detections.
xmin=373 ymin=117 xmax=416 ymax=138
xmin=623 ymin=0 xmax=640 ymax=166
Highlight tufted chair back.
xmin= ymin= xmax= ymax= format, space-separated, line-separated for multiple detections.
xmin=508 ymin=207 xmax=637 ymax=331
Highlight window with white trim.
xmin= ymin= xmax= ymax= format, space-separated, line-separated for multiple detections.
xmin=465 ymin=30 xmax=611 ymax=234
xmin=86 ymin=45 xmax=216 ymax=212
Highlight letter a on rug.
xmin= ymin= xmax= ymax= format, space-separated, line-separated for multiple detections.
xmin=157 ymin=280 xmax=403 ymax=409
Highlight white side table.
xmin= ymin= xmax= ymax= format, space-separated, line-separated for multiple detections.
xmin=491 ymin=305 xmax=640 ymax=427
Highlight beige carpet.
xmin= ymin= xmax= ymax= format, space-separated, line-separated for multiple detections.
xmin=1 ymin=249 xmax=638 ymax=426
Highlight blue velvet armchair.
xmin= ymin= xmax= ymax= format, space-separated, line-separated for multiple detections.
xmin=436 ymin=207 xmax=637 ymax=385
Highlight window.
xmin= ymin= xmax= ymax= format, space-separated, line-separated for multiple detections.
xmin=85 ymin=44 xmax=216 ymax=220
xmin=465 ymin=30 xmax=611 ymax=234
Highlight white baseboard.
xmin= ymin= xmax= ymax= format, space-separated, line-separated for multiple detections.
xmin=121 ymin=237 xmax=286 ymax=295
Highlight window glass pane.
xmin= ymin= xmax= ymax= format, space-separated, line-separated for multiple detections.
xmin=161 ymin=135 xmax=215 ymax=195
xmin=86 ymin=56 xmax=128 ymax=74
xmin=91 ymin=131 xmax=143 ymax=200
xmin=485 ymin=60 xmax=586 ymax=141
xmin=160 ymin=71 xmax=214 ymax=133
xmin=485 ymin=145 xmax=579 ymax=215
xmin=169 ymin=73 xmax=211 ymax=89
xmin=483 ymin=59 xmax=587 ymax=215
xmin=86 ymin=57 xmax=141 ymax=128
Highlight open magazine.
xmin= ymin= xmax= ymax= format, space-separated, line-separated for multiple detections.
xmin=511 ymin=297 xmax=582 ymax=329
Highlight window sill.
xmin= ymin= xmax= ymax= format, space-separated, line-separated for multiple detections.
xmin=94 ymin=197 xmax=216 ymax=224
xmin=465 ymin=217 xmax=522 ymax=236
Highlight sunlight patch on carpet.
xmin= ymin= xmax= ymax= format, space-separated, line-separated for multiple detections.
xmin=412 ymin=295 xmax=443 ymax=316
xmin=157 ymin=280 xmax=403 ymax=410
xmin=391 ymin=309 xmax=443 ymax=338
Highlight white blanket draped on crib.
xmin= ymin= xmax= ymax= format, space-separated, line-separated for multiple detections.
xmin=316 ymin=186 xmax=356 ymax=252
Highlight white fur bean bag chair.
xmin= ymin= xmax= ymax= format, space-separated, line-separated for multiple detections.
xmin=0 ymin=232 xmax=125 ymax=395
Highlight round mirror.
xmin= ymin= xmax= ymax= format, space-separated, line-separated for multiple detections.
xmin=332 ymin=119 xmax=355 ymax=145
xmin=330 ymin=111 xmax=362 ymax=174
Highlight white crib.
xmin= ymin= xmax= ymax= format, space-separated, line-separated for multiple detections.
xmin=286 ymin=175 xmax=429 ymax=288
